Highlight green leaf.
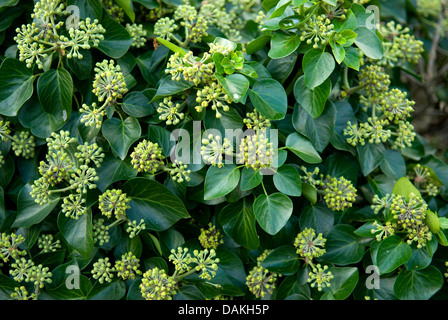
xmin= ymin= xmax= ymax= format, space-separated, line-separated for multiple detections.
xmin=392 ymin=177 xmax=422 ymax=200
xmin=323 ymin=267 xmax=359 ymax=300
xmin=245 ymin=35 xmax=271 ymax=55
xmin=18 ymin=96 xmax=67 ymax=139
xmin=0 ymin=0 xmax=18 ymax=7
xmin=151 ymin=76 xmax=194 ymax=102
xmin=0 ymin=187 xmax=8 ymax=230
xmin=215 ymin=73 xmax=249 ymax=103
xmin=121 ymin=91 xmax=154 ymax=118
xmin=273 ymin=164 xmax=302 ymax=197
xmin=95 ymin=157 xmax=138 ymax=192
xmin=380 ymin=149 xmax=406 ymax=180
xmin=57 ymin=209 xmax=94 ymax=258
xmin=293 ymin=75 xmax=331 ymax=119
xmin=344 ymin=46 xmax=361 ymax=71
xmin=113 ymin=0 xmax=135 ymax=22
xmin=354 ymin=26 xmax=383 ymax=60
xmin=375 ymin=235 xmax=412 ymax=275
xmin=122 ymin=178 xmax=190 ymax=232
xmin=393 ymin=266 xmax=444 ymax=300
xmin=98 ymin=11 xmax=133 ymax=59
xmin=270 ymin=0 xmax=292 ymax=18
xmin=292 ymin=101 xmax=336 ymax=153
xmin=261 ymin=245 xmax=300 ymax=275
xmin=37 ymin=68 xmax=73 ymax=122
xmin=357 ymin=143 xmax=386 ymax=176
xmin=218 ymin=197 xmax=260 ymax=249
xmin=321 ymin=225 xmax=365 ymax=265
xmin=248 ymin=79 xmax=288 ymax=120
xmin=303 ymin=50 xmax=335 ymax=89
xmin=86 ymin=280 xmax=127 ymax=300
xmin=204 ymin=165 xmax=240 ymax=200
xmin=330 ymin=39 xmax=345 ymax=65
xmin=299 ymin=204 xmax=334 ymax=236
xmin=285 ymin=132 xmax=322 ymax=164
xmin=268 ymin=31 xmax=301 ymax=59
xmin=0 ymin=58 xmax=36 ymax=117
xmin=66 ymin=0 xmax=103 ymax=20
xmin=156 ymin=37 xmax=188 ymax=57
xmin=12 ymin=184 xmax=60 ymax=229
xmin=240 ymin=167 xmax=263 ymax=191
xmin=253 ymin=193 xmax=293 ymax=235
xmin=66 ymin=49 xmax=92 ymax=80
xmin=102 ymin=117 xmax=141 ymax=160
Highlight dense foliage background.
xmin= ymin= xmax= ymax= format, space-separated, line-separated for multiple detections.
xmin=0 ymin=0 xmax=447 ymax=300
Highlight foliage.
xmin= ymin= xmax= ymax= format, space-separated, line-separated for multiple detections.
xmin=0 ymin=0 xmax=447 ymax=301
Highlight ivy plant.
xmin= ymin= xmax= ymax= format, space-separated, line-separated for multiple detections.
xmin=0 ymin=0 xmax=447 ymax=301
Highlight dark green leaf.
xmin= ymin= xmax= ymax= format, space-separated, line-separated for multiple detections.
xmin=293 ymin=75 xmax=331 ymax=119
xmin=285 ymin=132 xmax=322 ymax=164
xmin=98 ymin=11 xmax=133 ymax=59
xmin=253 ymin=193 xmax=293 ymax=235
xmin=219 ymin=197 xmax=260 ymax=249
xmin=12 ymin=184 xmax=60 ymax=229
xmin=37 ymin=68 xmax=73 ymax=122
xmin=394 ymin=266 xmax=444 ymax=300
xmin=57 ymin=209 xmax=94 ymax=258
xmin=248 ymin=79 xmax=288 ymax=120
xmin=122 ymin=178 xmax=190 ymax=231
xmin=321 ymin=225 xmax=365 ymax=265
xmin=102 ymin=117 xmax=141 ymax=160
xmin=268 ymin=31 xmax=301 ymax=59
xmin=303 ymin=50 xmax=335 ymax=89
xmin=273 ymin=164 xmax=302 ymax=196
xmin=0 ymin=58 xmax=36 ymax=117
xmin=204 ymin=165 xmax=240 ymax=200
xmin=374 ymin=235 xmax=412 ymax=275
xmin=261 ymin=245 xmax=300 ymax=275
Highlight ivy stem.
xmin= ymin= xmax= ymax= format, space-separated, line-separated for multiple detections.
xmin=261 ymin=180 xmax=268 ymax=196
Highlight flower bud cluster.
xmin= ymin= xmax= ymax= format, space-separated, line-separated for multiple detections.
xmin=371 ymin=192 xmax=435 ymax=248
xmin=92 ymin=257 xmax=115 ymax=284
xmin=407 ymin=164 xmax=441 ymax=197
xmin=140 ymin=267 xmax=177 ymax=300
xmin=9 ymin=257 xmax=53 ymax=289
xmin=198 ymin=0 xmax=242 ymax=42
xmin=126 ymin=23 xmax=148 ymax=48
xmin=99 ymin=189 xmax=131 ymax=220
xmin=323 ymin=176 xmax=357 ymax=211
xmin=198 ymin=223 xmax=224 ymax=250
xmin=195 ymin=81 xmax=233 ymax=118
xmin=166 ymin=160 xmax=191 ymax=183
xmin=115 ymin=252 xmax=142 ymax=280
xmin=15 ymin=0 xmax=105 ymax=69
xmin=0 ymin=233 xmax=26 ymax=263
xmin=243 ymin=109 xmax=271 ymax=132
xmin=11 ymin=131 xmax=35 ymax=159
xmin=157 ymin=97 xmax=185 ymax=126
xmin=379 ymin=21 xmax=424 ymax=66
xmin=167 ymin=51 xmax=215 ymax=85
xmin=125 ymin=219 xmax=146 ymax=238
xmin=246 ymin=250 xmax=279 ymax=298
xmin=10 ymin=286 xmax=36 ymax=300
xmin=300 ymin=167 xmax=357 ymax=212
xmin=294 ymin=228 xmax=326 ymax=260
xmin=237 ymin=131 xmax=274 ymax=170
xmin=130 ymin=139 xmax=165 ymax=173
xmin=37 ymin=234 xmax=61 ymax=253
xmin=308 ymin=264 xmax=334 ymax=292
xmin=299 ymin=14 xmax=335 ymax=49
xmin=101 ymin=0 xmax=125 ymax=22
xmin=344 ymin=64 xmax=417 ymax=149
xmin=93 ymin=218 xmax=111 ymax=246
xmin=31 ymin=131 xmax=103 ymax=221
xmin=201 ymin=134 xmax=233 ymax=168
